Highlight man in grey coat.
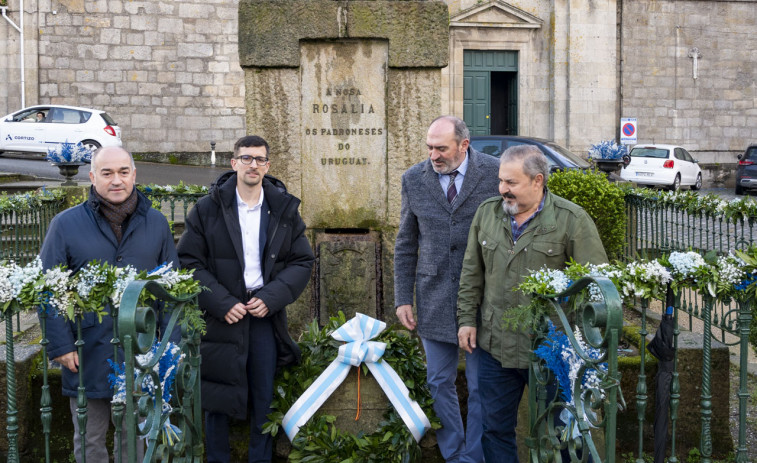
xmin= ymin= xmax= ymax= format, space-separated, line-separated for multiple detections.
xmin=394 ymin=116 xmax=500 ymax=463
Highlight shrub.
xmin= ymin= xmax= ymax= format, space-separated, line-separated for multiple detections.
xmin=547 ymin=169 xmax=626 ymax=261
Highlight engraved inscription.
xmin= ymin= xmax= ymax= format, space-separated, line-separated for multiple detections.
xmin=300 ymin=40 xmax=387 ymax=224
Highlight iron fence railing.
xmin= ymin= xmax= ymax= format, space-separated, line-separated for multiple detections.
xmin=527 ymin=276 xmax=624 ymax=463
xmin=142 ymin=193 xmax=204 ymax=231
xmin=624 ymin=191 xmax=755 ymax=463
xmin=0 ymin=199 xmax=64 ymax=265
xmin=3 ymin=280 xmax=202 ymax=462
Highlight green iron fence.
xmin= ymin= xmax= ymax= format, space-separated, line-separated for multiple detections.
xmin=3 ymin=278 xmax=202 ymax=462
xmin=0 ymin=197 xmax=64 ymax=265
xmin=526 ymin=276 xmax=624 ymax=463
xmin=624 ymin=190 xmax=755 ymax=463
xmin=143 ymin=192 xmax=204 ymax=232
xmin=3 ymin=185 xmax=754 ymax=462
xmin=0 ymin=190 xmax=202 ymax=265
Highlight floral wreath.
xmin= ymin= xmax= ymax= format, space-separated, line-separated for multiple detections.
xmin=263 ymin=312 xmax=440 ymax=463
xmin=0 ymin=258 xmax=205 ymax=335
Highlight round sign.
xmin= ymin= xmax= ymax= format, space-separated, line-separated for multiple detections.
xmin=622 ymin=123 xmax=635 ymax=137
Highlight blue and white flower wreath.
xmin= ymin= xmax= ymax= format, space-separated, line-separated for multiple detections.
xmin=109 ymin=341 xmax=185 ymax=444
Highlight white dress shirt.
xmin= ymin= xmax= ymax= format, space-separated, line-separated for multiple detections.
xmin=236 ymin=187 xmax=265 ymax=290
xmin=438 ymin=151 xmax=469 ymax=192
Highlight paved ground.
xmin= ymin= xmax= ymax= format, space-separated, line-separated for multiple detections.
xmin=0 ymin=155 xmax=229 ymax=189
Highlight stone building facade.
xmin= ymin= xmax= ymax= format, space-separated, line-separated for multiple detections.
xmin=1 ymin=0 xmax=755 ymax=167
xmin=1 ymin=0 xmax=246 ymax=155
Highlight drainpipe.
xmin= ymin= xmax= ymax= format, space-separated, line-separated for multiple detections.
xmin=1 ymin=0 xmax=25 ymax=108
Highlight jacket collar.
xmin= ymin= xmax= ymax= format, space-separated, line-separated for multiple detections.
xmin=421 ymin=147 xmax=490 ymax=212
xmin=86 ymin=186 xmax=151 ymax=246
xmin=496 ymin=189 xmax=557 ymax=236
xmin=212 ymin=172 xmax=297 ymax=271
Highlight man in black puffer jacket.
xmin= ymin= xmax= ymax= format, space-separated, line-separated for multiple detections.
xmin=177 ymin=135 xmax=314 ymax=463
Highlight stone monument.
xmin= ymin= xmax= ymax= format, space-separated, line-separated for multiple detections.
xmin=238 ymin=0 xmax=449 ymax=330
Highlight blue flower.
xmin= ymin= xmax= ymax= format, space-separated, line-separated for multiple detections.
xmin=735 ymin=273 xmax=757 ymax=292
xmin=588 ymin=140 xmax=628 ymax=160
xmin=45 ymin=141 xmax=93 ymax=164
xmin=534 ymin=321 xmax=606 ymax=406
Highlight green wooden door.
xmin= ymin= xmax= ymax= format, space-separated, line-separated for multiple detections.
xmin=463 ymin=71 xmax=490 ymax=135
xmin=463 ymin=50 xmax=518 ymax=135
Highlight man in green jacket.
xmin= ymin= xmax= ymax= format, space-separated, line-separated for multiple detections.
xmin=456 ymin=144 xmax=607 ymax=462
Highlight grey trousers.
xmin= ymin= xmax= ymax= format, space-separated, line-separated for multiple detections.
xmin=70 ymin=397 xmax=145 ymax=463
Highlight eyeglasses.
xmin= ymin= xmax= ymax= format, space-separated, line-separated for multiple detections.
xmin=234 ymin=155 xmax=269 ymax=165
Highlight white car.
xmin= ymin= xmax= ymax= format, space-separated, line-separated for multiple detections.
xmin=620 ymin=144 xmax=702 ymax=191
xmin=0 ymin=105 xmax=122 ymax=158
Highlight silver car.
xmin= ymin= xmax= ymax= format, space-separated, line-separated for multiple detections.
xmin=0 ymin=105 xmax=122 ymax=157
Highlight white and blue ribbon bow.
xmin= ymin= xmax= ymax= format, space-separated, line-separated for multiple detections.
xmin=282 ymin=313 xmax=431 ymax=442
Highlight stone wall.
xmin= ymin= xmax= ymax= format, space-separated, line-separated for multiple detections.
xmin=620 ymin=0 xmax=757 ymax=164
xmin=0 ymin=0 xmax=247 ymax=156
xmin=444 ymin=0 xmax=618 ymax=154
xmin=2 ymin=0 xmax=755 ymax=167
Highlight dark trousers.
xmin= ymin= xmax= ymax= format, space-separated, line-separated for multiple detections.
xmin=478 ymin=349 xmax=528 ymax=463
xmin=205 ymin=315 xmax=277 ymax=463
xmin=478 ymin=349 xmax=592 ymax=463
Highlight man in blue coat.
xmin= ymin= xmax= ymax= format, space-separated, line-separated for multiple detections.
xmin=177 ymin=135 xmax=314 ymax=463
xmin=40 ymin=146 xmax=179 ymax=462
xmin=394 ymin=116 xmax=500 ymax=463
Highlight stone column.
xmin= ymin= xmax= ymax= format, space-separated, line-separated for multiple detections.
xmin=238 ymin=0 xmax=449 ymax=329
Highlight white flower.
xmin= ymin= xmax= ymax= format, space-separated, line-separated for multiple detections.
xmin=667 ymin=251 xmax=707 ymax=279
xmin=0 ymin=262 xmax=19 ymax=304
xmin=38 ymin=267 xmax=73 ymax=315
xmin=74 ymin=261 xmax=110 ymax=301
xmin=111 ymin=266 xmax=138 ymax=309
xmin=532 ymin=267 xmax=570 ymax=294
xmin=622 ymin=260 xmax=672 ymax=298
xmin=716 ymin=253 xmax=745 ymax=287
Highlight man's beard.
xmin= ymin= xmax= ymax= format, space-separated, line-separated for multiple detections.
xmin=431 ymin=160 xmax=453 ymax=175
xmin=501 ymin=195 xmax=519 ymax=216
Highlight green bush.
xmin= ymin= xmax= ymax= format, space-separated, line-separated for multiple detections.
xmin=547 ymin=169 xmax=626 ymax=261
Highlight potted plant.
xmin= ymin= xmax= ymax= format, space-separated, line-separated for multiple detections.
xmin=46 ymin=142 xmax=93 ymax=186
xmin=588 ymin=140 xmax=630 ymax=175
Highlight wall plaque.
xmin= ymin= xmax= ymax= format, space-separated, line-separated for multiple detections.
xmin=300 ymin=40 xmax=388 ymax=227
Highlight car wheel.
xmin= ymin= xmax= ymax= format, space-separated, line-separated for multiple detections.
xmin=736 ymin=185 xmax=745 ymax=195
xmin=81 ymin=139 xmax=101 ymax=152
xmin=692 ymin=173 xmax=702 ymax=191
xmin=669 ymin=174 xmax=681 ymax=191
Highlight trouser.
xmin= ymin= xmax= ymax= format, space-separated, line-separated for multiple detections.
xmin=70 ymin=397 xmax=145 ymax=463
xmin=422 ymin=338 xmax=484 ymax=463
xmin=206 ymin=315 xmax=277 ymax=463
xmin=478 ymin=349 xmax=592 ymax=463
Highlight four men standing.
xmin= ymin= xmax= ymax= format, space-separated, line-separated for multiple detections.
xmin=394 ymin=116 xmax=500 ymax=463
xmin=40 ymin=125 xmax=608 ymax=461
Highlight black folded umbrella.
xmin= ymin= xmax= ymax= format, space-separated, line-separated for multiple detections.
xmin=646 ymin=286 xmax=677 ymax=463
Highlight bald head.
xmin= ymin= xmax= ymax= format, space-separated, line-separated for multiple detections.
xmin=90 ymin=146 xmax=135 ymax=172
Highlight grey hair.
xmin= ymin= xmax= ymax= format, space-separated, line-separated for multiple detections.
xmin=499 ymin=144 xmax=550 ymax=183
xmin=430 ymin=115 xmax=470 ymax=145
xmin=90 ymin=146 xmax=136 ymax=172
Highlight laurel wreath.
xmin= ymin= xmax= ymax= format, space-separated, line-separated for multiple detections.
xmin=262 ymin=312 xmax=440 ymax=463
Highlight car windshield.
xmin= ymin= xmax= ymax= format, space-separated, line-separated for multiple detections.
xmin=470 ymin=139 xmax=502 ymax=157
xmin=543 ymin=141 xmax=591 ymax=168
xmin=630 ymin=147 xmax=668 ymax=158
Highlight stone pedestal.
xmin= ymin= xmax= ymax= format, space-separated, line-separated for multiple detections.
xmin=239 ymin=0 xmax=449 ymax=326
